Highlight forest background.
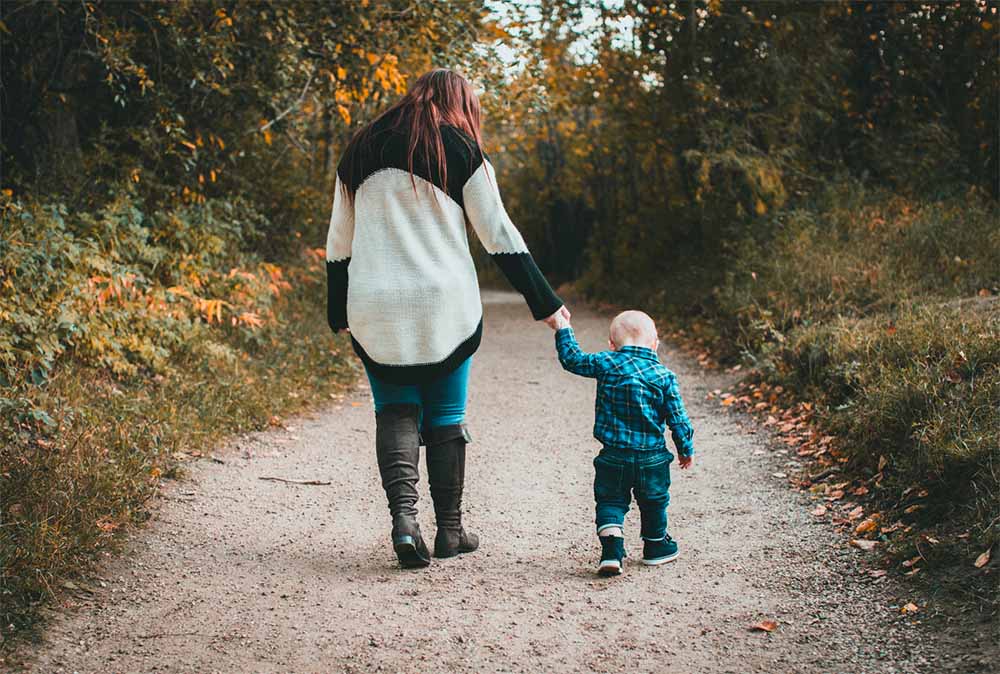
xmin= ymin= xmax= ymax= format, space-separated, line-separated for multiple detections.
xmin=1 ymin=0 xmax=997 ymax=640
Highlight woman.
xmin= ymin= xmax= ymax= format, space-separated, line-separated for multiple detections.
xmin=325 ymin=69 xmax=569 ymax=569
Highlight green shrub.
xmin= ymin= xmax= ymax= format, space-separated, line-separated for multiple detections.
xmin=0 ymin=191 xmax=356 ymax=637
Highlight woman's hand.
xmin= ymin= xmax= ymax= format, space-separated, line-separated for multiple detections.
xmin=542 ymin=305 xmax=571 ymax=330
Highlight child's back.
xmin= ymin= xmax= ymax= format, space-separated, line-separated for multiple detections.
xmin=551 ymin=310 xmax=695 ymax=576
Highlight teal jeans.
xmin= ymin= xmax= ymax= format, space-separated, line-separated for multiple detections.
xmin=365 ymin=357 xmax=472 ymax=433
xmin=594 ymin=446 xmax=672 ymax=541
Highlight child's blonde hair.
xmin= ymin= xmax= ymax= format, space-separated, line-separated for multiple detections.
xmin=610 ymin=310 xmax=657 ymax=347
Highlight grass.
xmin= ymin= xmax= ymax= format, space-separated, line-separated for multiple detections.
xmin=0 ymin=281 xmax=358 ymax=643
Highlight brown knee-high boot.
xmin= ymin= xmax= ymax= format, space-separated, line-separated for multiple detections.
xmin=424 ymin=424 xmax=479 ymax=558
xmin=375 ymin=404 xmax=431 ymax=568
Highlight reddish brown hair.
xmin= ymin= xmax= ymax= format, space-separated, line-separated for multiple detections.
xmin=340 ymin=69 xmax=483 ymax=199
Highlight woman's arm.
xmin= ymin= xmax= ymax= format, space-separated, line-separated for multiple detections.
xmin=461 ymin=158 xmax=563 ymax=321
xmin=326 ymin=174 xmax=354 ymax=332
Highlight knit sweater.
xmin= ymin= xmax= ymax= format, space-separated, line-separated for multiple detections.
xmin=326 ymin=119 xmax=562 ymax=384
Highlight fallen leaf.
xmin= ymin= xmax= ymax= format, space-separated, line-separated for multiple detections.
xmin=900 ymin=602 xmax=919 ymax=614
xmin=847 ymin=505 xmax=865 ymax=520
xmin=868 ymin=569 xmax=888 ymax=578
xmin=974 ymin=549 xmax=991 ymax=568
xmin=852 ymin=485 xmax=869 ymax=496
xmin=772 ymin=472 xmax=787 ymax=478
xmin=749 ymin=619 xmax=778 ymax=632
xmin=878 ymin=455 xmax=888 ymax=471
xmin=811 ymin=505 xmax=828 ymax=517
xmin=904 ymin=504 xmax=923 ymax=515
xmin=901 ymin=556 xmax=921 ymax=568
xmin=855 ymin=517 xmax=878 ymax=534
xmin=851 ymin=539 xmax=878 ymax=551
xmin=827 ymin=489 xmax=845 ymax=499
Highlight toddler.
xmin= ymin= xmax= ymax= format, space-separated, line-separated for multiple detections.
xmin=552 ymin=310 xmax=694 ymax=576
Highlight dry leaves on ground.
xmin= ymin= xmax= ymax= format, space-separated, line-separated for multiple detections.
xmin=974 ymin=549 xmax=991 ymax=568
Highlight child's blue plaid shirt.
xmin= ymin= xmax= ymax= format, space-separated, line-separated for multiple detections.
xmin=555 ymin=327 xmax=694 ymax=456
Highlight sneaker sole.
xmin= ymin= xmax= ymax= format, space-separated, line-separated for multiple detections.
xmin=642 ymin=550 xmax=680 ymax=566
xmin=598 ymin=560 xmax=623 ymax=577
xmin=393 ymin=537 xmax=431 ymax=569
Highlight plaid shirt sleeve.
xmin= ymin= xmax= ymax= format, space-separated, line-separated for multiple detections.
xmin=555 ymin=327 xmax=611 ymax=378
xmin=662 ymin=372 xmax=695 ymax=456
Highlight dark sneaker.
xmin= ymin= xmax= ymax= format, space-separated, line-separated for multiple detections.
xmin=598 ymin=535 xmax=626 ymax=576
xmin=642 ymin=535 xmax=679 ymax=565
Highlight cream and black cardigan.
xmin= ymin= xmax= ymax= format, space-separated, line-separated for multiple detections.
xmin=326 ymin=119 xmax=561 ymax=384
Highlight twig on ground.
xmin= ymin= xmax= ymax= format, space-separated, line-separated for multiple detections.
xmin=808 ymin=467 xmax=840 ymax=483
xmin=258 ymin=476 xmax=331 ymax=486
xmin=137 ymin=631 xmax=205 ymax=639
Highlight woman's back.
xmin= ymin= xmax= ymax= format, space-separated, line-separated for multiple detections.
xmin=326 ymin=75 xmax=562 ymax=385
xmin=342 ymin=120 xmax=485 ymax=372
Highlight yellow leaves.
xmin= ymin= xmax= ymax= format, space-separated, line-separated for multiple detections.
xmin=337 ymin=105 xmax=351 ymax=125
xmin=130 ymin=168 xmax=141 ymax=183
xmin=258 ymin=118 xmax=273 ymax=146
xmin=235 ymin=312 xmax=264 ymax=329
xmin=754 ymin=199 xmax=767 ymax=216
xmin=337 ymin=66 xmax=347 ymax=80
xmin=180 ymin=140 xmax=197 ymax=152
xmin=195 ymin=297 xmax=227 ymax=324
xmin=366 ymin=52 xmax=379 ymax=66
xmin=214 ymin=8 xmax=233 ymax=29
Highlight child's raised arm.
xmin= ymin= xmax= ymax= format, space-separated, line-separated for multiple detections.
xmin=661 ymin=373 xmax=695 ymax=464
xmin=555 ymin=327 xmax=612 ymax=378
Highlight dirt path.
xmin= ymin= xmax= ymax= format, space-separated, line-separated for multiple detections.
xmin=23 ymin=294 xmax=993 ymax=673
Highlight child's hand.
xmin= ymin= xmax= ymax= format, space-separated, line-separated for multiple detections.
xmin=678 ymin=455 xmax=693 ymax=470
xmin=544 ymin=305 xmax=572 ymax=330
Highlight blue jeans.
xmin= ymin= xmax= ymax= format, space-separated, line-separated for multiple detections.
xmin=593 ymin=446 xmax=673 ymax=540
xmin=365 ymin=357 xmax=472 ymax=433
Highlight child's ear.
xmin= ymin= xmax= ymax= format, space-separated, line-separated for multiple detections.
xmin=608 ymin=338 xmax=616 ymax=351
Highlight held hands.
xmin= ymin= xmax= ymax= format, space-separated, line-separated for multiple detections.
xmin=543 ymin=305 xmax=572 ymax=330
xmin=678 ymin=455 xmax=693 ymax=470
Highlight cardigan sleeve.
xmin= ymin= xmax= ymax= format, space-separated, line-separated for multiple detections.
xmin=462 ymin=158 xmax=563 ymax=320
xmin=325 ymin=174 xmax=354 ymax=332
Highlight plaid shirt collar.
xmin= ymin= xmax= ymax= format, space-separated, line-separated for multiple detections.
xmin=616 ymin=345 xmax=658 ymax=362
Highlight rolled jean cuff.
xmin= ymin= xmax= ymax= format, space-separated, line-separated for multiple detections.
xmin=596 ymin=518 xmax=626 ymax=534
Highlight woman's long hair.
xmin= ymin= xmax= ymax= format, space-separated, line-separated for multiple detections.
xmin=339 ymin=68 xmax=483 ymax=200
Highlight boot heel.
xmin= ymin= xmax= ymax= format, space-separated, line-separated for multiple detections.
xmin=394 ymin=536 xmax=431 ymax=569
